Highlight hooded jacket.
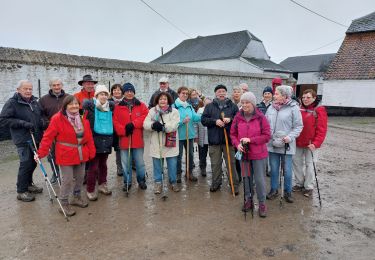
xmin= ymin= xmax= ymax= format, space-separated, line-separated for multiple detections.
xmin=174 ymin=98 xmax=201 ymax=140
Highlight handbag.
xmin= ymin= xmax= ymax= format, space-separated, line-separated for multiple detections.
xmin=160 ymin=114 xmax=177 ymax=147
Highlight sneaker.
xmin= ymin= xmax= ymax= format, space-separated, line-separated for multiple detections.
xmin=17 ymin=192 xmax=35 ymax=202
xmin=154 ymin=183 xmax=162 ymax=194
xmin=122 ymin=183 xmax=132 ymax=192
xmin=242 ymin=199 xmax=253 ymax=212
xmin=176 ymin=173 xmax=182 ymax=183
xmin=234 ymin=187 xmax=239 ymax=196
xmin=139 ymin=182 xmax=147 ymax=190
xmin=50 ymin=174 xmax=58 ymax=184
xmin=303 ymin=189 xmax=313 ymax=197
xmin=59 ymin=203 xmax=76 ymax=217
xmin=70 ymin=195 xmax=88 ymax=208
xmin=86 ymin=191 xmax=98 ymax=201
xmin=117 ymin=168 xmax=123 ymax=176
xmin=292 ymin=185 xmax=304 ymax=192
xmin=258 ymin=202 xmax=267 ymax=218
xmin=200 ymin=168 xmax=207 ymax=177
xmin=284 ymin=192 xmax=294 ymax=203
xmin=170 ymin=183 xmax=180 ymax=192
xmin=28 ymin=184 xmax=43 ymax=194
xmin=266 ymin=189 xmax=279 ymax=200
xmin=210 ymin=184 xmax=221 ymax=192
xmin=98 ymin=183 xmax=112 ymax=195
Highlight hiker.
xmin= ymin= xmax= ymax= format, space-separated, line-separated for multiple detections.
xmin=148 ymin=77 xmax=178 ymax=109
xmin=35 ymin=95 xmax=95 ymax=216
xmin=83 ymin=85 xmax=114 ymax=200
xmin=39 ymin=78 xmax=70 ymax=184
xmin=174 ymin=86 xmax=202 ymax=182
xmin=230 ymin=92 xmax=271 ymax=217
xmin=143 ymin=92 xmax=180 ymax=193
xmin=201 ymin=84 xmax=240 ymax=195
xmin=188 ymin=88 xmax=204 ymax=112
xmin=109 ymin=83 xmax=124 ymax=177
xmin=292 ymin=89 xmax=328 ymax=197
xmin=0 ymin=80 xmax=45 ymax=202
xmin=231 ymin=86 xmax=242 ymax=109
xmin=265 ymin=85 xmax=303 ymax=203
xmin=74 ymin=74 xmax=98 ymax=110
xmin=113 ymin=83 xmax=149 ymax=192
xmin=197 ymin=97 xmax=212 ymax=177
xmin=271 ymin=77 xmax=282 ymax=94
xmin=257 ymin=86 xmax=273 ymax=115
xmin=239 ymin=83 xmax=249 ymax=93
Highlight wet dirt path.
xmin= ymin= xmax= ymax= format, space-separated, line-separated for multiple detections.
xmin=0 ymin=122 xmax=374 ymax=259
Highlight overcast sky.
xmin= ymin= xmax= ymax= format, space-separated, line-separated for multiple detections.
xmin=0 ymin=0 xmax=374 ymax=64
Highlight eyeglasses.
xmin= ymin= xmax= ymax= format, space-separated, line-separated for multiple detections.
xmin=302 ymin=96 xmax=313 ymax=99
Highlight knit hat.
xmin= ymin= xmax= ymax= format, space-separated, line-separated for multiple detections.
xmin=214 ymin=84 xmax=227 ymax=92
xmin=122 ymin=82 xmax=136 ymax=94
xmin=240 ymin=91 xmax=257 ymax=107
xmin=94 ymin=85 xmax=110 ymax=97
xmin=263 ymin=86 xmax=273 ymax=95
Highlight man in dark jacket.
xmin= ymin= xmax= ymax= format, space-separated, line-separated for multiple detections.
xmin=0 ymin=80 xmax=45 ymax=202
xmin=257 ymin=86 xmax=273 ymax=115
xmin=201 ymin=84 xmax=239 ymax=195
xmin=148 ymin=77 xmax=178 ymax=108
xmin=39 ymin=78 xmax=70 ymax=184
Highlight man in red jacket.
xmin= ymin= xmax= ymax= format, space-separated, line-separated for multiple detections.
xmin=74 ymin=74 xmax=97 ymax=110
xmin=292 ymin=89 xmax=328 ymax=197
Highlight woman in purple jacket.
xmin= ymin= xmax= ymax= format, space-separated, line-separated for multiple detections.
xmin=230 ymin=92 xmax=271 ymax=217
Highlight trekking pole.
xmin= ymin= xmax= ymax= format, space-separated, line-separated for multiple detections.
xmin=29 ymin=134 xmax=69 ymax=221
xmin=280 ymin=143 xmax=290 ymax=208
xmin=158 ymin=132 xmax=168 ymax=200
xmin=125 ymin=137 xmax=131 ymax=197
xmin=242 ymin=141 xmax=253 ymax=218
xmin=310 ymin=150 xmax=322 ymax=207
xmin=221 ymin=112 xmax=235 ymax=197
xmin=185 ymin=120 xmax=190 ymax=181
xmin=241 ymin=160 xmax=247 ymax=220
xmin=49 ymin=151 xmax=61 ymax=187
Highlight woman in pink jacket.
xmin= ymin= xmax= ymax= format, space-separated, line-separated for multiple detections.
xmin=230 ymin=92 xmax=271 ymax=217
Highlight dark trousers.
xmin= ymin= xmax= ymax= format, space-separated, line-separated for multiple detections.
xmin=198 ymin=144 xmax=209 ymax=169
xmin=16 ymin=145 xmax=37 ymax=193
xmin=47 ymin=142 xmax=60 ymax=177
xmin=177 ymin=139 xmax=194 ymax=175
xmin=86 ymin=153 xmax=109 ymax=192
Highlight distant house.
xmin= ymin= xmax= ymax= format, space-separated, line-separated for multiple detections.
xmin=280 ymin=53 xmax=335 ymax=98
xmin=152 ymin=30 xmax=290 ymax=77
xmin=322 ymin=11 xmax=375 ymax=114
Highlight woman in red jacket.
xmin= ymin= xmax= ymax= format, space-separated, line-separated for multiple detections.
xmin=230 ymin=92 xmax=271 ymax=217
xmin=292 ymin=89 xmax=328 ymax=197
xmin=35 ymin=95 xmax=96 ymax=216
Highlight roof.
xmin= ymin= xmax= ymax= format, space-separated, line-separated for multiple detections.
xmin=279 ymin=53 xmax=336 ymax=73
xmin=243 ymin=57 xmax=291 ymax=73
xmin=152 ymin=30 xmax=262 ymax=64
xmin=347 ymin=11 xmax=375 ymax=34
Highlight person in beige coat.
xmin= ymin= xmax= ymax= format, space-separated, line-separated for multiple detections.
xmin=143 ymin=92 xmax=180 ymax=194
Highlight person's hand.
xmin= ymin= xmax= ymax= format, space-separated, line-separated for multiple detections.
xmin=183 ymin=117 xmax=190 ymax=123
xmin=216 ymin=119 xmax=225 ymax=127
xmin=237 ymin=143 xmax=244 ymax=152
xmin=307 ymin=143 xmax=316 ymax=151
xmin=23 ymin=121 xmax=34 ymax=131
xmin=223 ymin=117 xmax=231 ymax=124
xmin=34 ymin=154 xmax=39 ymax=162
xmin=240 ymin=137 xmax=251 ymax=144
xmin=152 ymin=121 xmax=164 ymax=132
xmin=125 ymin=123 xmax=134 ymax=136
xmin=283 ymin=136 xmax=291 ymax=143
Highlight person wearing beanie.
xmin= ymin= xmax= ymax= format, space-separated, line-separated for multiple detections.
xmin=230 ymin=91 xmax=271 ymax=217
xmin=83 ymin=84 xmax=115 ymax=201
xmin=113 ymin=82 xmax=149 ymax=192
xmin=148 ymin=77 xmax=178 ymax=109
xmin=201 ymin=84 xmax=240 ymax=195
xmin=257 ymin=86 xmax=273 ymax=115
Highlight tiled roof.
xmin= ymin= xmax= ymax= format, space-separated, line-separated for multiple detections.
xmin=347 ymin=11 xmax=375 ymax=34
xmin=280 ymin=54 xmax=336 ymax=73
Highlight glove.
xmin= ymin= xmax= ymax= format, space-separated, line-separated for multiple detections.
xmin=151 ymin=121 xmax=164 ymax=132
xmin=23 ymin=121 xmax=35 ymax=132
xmin=125 ymin=123 xmax=134 ymax=136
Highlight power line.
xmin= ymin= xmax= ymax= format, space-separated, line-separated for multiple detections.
xmin=139 ymin=0 xmax=192 ymax=38
xmin=300 ymin=36 xmax=344 ymax=55
xmin=289 ymin=0 xmax=349 ymax=28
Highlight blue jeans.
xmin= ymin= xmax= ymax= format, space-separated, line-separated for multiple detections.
xmin=152 ymin=156 xmax=177 ymax=184
xmin=120 ymin=148 xmax=146 ymax=184
xmin=269 ymin=152 xmax=293 ymax=193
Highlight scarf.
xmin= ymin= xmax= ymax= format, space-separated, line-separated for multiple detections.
xmin=112 ymin=97 xmax=123 ymax=105
xmin=272 ymin=97 xmax=291 ymax=111
xmin=176 ymin=98 xmax=189 ymax=108
xmin=153 ymin=105 xmax=171 ymax=121
xmin=242 ymin=109 xmax=255 ymax=122
xmin=66 ymin=111 xmax=83 ymax=131
xmin=214 ymin=98 xmax=227 ymax=110
xmin=95 ymin=98 xmax=109 ymax=112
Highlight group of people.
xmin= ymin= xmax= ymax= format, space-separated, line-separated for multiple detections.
xmin=0 ymin=75 xmax=327 ymax=219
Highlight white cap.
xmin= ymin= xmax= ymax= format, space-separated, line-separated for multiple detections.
xmin=159 ymin=77 xmax=169 ymax=83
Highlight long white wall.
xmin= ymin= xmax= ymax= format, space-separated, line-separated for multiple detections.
xmin=322 ymin=79 xmax=375 ymax=108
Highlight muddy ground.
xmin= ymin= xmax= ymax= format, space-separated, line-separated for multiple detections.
xmin=0 ymin=117 xmax=374 ymax=260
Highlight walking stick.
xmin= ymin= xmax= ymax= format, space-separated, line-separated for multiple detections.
xmin=310 ymin=150 xmax=322 ymax=207
xmin=158 ymin=132 xmax=168 ymax=200
xmin=221 ymin=112 xmax=235 ymax=197
xmin=29 ymin=133 xmax=69 ymax=221
xmin=280 ymin=143 xmax=290 ymax=208
xmin=185 ymin=120 xmax=190 ymax=181
xmin=241 ymin=160 xmax=247 ymax=220
xmin=49 ymin=151 xmax=61 ymax=187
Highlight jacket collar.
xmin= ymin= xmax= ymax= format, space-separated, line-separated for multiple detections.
xmin=48 ymin=89 xmax=66 ymax=98
xmin=13 ymin=92 xmax=37 ymax=105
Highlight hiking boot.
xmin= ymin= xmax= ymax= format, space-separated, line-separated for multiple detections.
xmin=242 ymin=198 xmax=253 ymax=212
xmin=86 ymin=191 xmax=98 ymax=201
xmin=284 ymin=192 xmax=294 ymax=203
xmin=186 ymin=174 xmax=198 ymax=182
xmin=234 ymin=187 xmax=239 ymax=196
xmin=210 ymin=184 xmax=221 ymax=192
xmin=50 ymin=174 xmax=58 ymax=184
xmin=303 ymin=189 xmax=313 ymax=198
xmin=70 ymin=195 xmax=88 ymax=208
xmin=266 ymin=189 xmax=279 ymax=200
xmin=28 ymin=184 xmax=43 ymax=194
xmin=59 ymin=202 xmax=76 ymax=217
xmin=17 ymin=192 xmax=35 ymax=202
xmin=176 ymin=173 xmax=182 ymax=183
xmin=200 ymin=168 xmax=207 ymax=177
xmin=117 ymin=168 xmax=123 ymax=176
xmin=154 ymin=183 xmax=162 ymax=194
xmin=258 ymin=202 xmax=267 ymax=218
xmin=98 ymin=183 xmax=112 ymax=195
xmin=122 ymin=183 xmax=132 ymax=192
xmin=139 ymin=182 xmax=147 ymax=190
xmin=292 ymin=185 xmax=304 ymax=192
xmin=170 ymin=183 xmax=180 ymax=192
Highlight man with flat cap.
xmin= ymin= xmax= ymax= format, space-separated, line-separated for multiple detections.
xmin=148 ymin=77 xmax=178 ymax=109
